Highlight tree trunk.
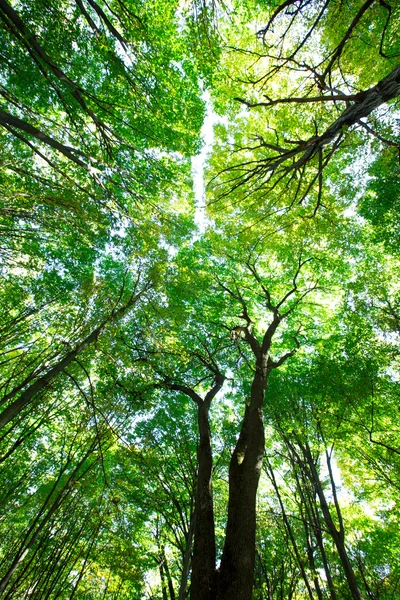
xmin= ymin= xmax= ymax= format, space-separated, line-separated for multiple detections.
xmin=69 ymin=518 xmax=103 ymax=600
xmin=0 ymin=442 xmax=99 ymax=593
xmin=265 ymin=457 xmax=316 ymax=600
xmin=0 ymin=288 xmax=145 ymax=430
xmin=178 ymin=507 xmax=195 ymax=600
xmin=169 ymin=377 xmax=223 ymax=600
xmin=217 ymin=367 xmax=267 ymax=600
xmin=190 ymin=402 xmax=216 ymax=600
xmin=300 ymin=443 xmax=364 ymax=600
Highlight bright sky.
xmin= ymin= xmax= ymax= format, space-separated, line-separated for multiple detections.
xmin=191 ymin=90 xmax=224 ymax=232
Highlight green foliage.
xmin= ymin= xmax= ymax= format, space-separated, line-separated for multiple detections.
xmin=1 ymin=0 xmax=400 ymax=598
xmin=360 ymin=150 xmax=400 ymax=252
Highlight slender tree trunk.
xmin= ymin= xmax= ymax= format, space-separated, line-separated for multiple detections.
xmin=17 ymin=521 xmax=70 ymax=600
xmin=308 ymin=490 xmax=338 ymax=600
xmin=300 ymin=442 xmax=364 ymax=600
xmin=169 ymin=375 xmax=223 ymax=600
xmin=265 ymin=457 xmax=316 ymax=600
xmin=178 ymin=506 xmax=195 ymax=600
xmin=190 ymin=402 xmax=216 ymax=600
xmin=291 ymin=458 xmax=337 ymax=600
xmin=159 ymin=551 xmax=169 ymax=600
xmin=49 ymin=523 xmax=94 ymax=600
xmin=304 ymin=519 xmax=323 ymax=600
xmin=164 ymin=551 xmax=176 ymax=600
xmin=40 ymin=519 xmax=89 ymax=600
xmin=0 ymin=406 xmax=58 ymax=463
xmin=69 ymin=518 xmax=103 ymax=600
xmin=0 ymin=288 xmax=146 ymax=430
xmin=0 ymin=443 xmax=98 ymax=593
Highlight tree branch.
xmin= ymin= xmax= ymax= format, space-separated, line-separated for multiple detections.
xmin=234 ymin=93 xmax=357 ymax=109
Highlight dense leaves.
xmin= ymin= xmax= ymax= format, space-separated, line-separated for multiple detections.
xmin=1 ymin=0 xmax=399 ymax=598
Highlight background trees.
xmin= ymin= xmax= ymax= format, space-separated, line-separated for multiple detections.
xmin=1 ymin=0 xmax=399 ymax=598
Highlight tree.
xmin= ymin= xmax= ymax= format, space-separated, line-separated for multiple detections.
xmin=1 ymin=1 xmax=400 ymax=599
xmin=209 ymin=0 xmax=400 ymax=223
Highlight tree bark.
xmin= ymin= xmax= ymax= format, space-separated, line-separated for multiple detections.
xmin=169 ymin=376 xmax=223 ymax=600
xmin=291 ymin=64 xmax=400 ymax=172
xmin=0 ymin=109 xmax=88 ymax=169
xmin=213 ymin=283 xmax=298 ymax=600
xmin=190 ymin=402 xmax=216 ymax=600
xmin=217 ymin=362 xmax=267 ymax=600
xmin=235 ymin=64 xmax=400 ymax=179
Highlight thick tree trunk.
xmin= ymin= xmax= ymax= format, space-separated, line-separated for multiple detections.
xmin=217 ymin=367 xmax=267 ymax=600
xmin=182 ymin=286 xmax=294 ymax=600
xmin=237 ymin=64 xmax=400 ymax=178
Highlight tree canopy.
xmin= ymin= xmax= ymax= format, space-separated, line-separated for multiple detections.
xmin=0 ymin=0 xmax=399 ymax=599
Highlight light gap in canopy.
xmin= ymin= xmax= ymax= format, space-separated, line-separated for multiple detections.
xmin=192 ymin=89 xmax=226 ymax=236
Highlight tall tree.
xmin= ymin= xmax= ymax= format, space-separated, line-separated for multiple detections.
xmin=1 ymin=1 xmax=400 ymax=599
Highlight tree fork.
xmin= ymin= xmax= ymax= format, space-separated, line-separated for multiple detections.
xmin=169 ymin=374 xmax=224 ymax=600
